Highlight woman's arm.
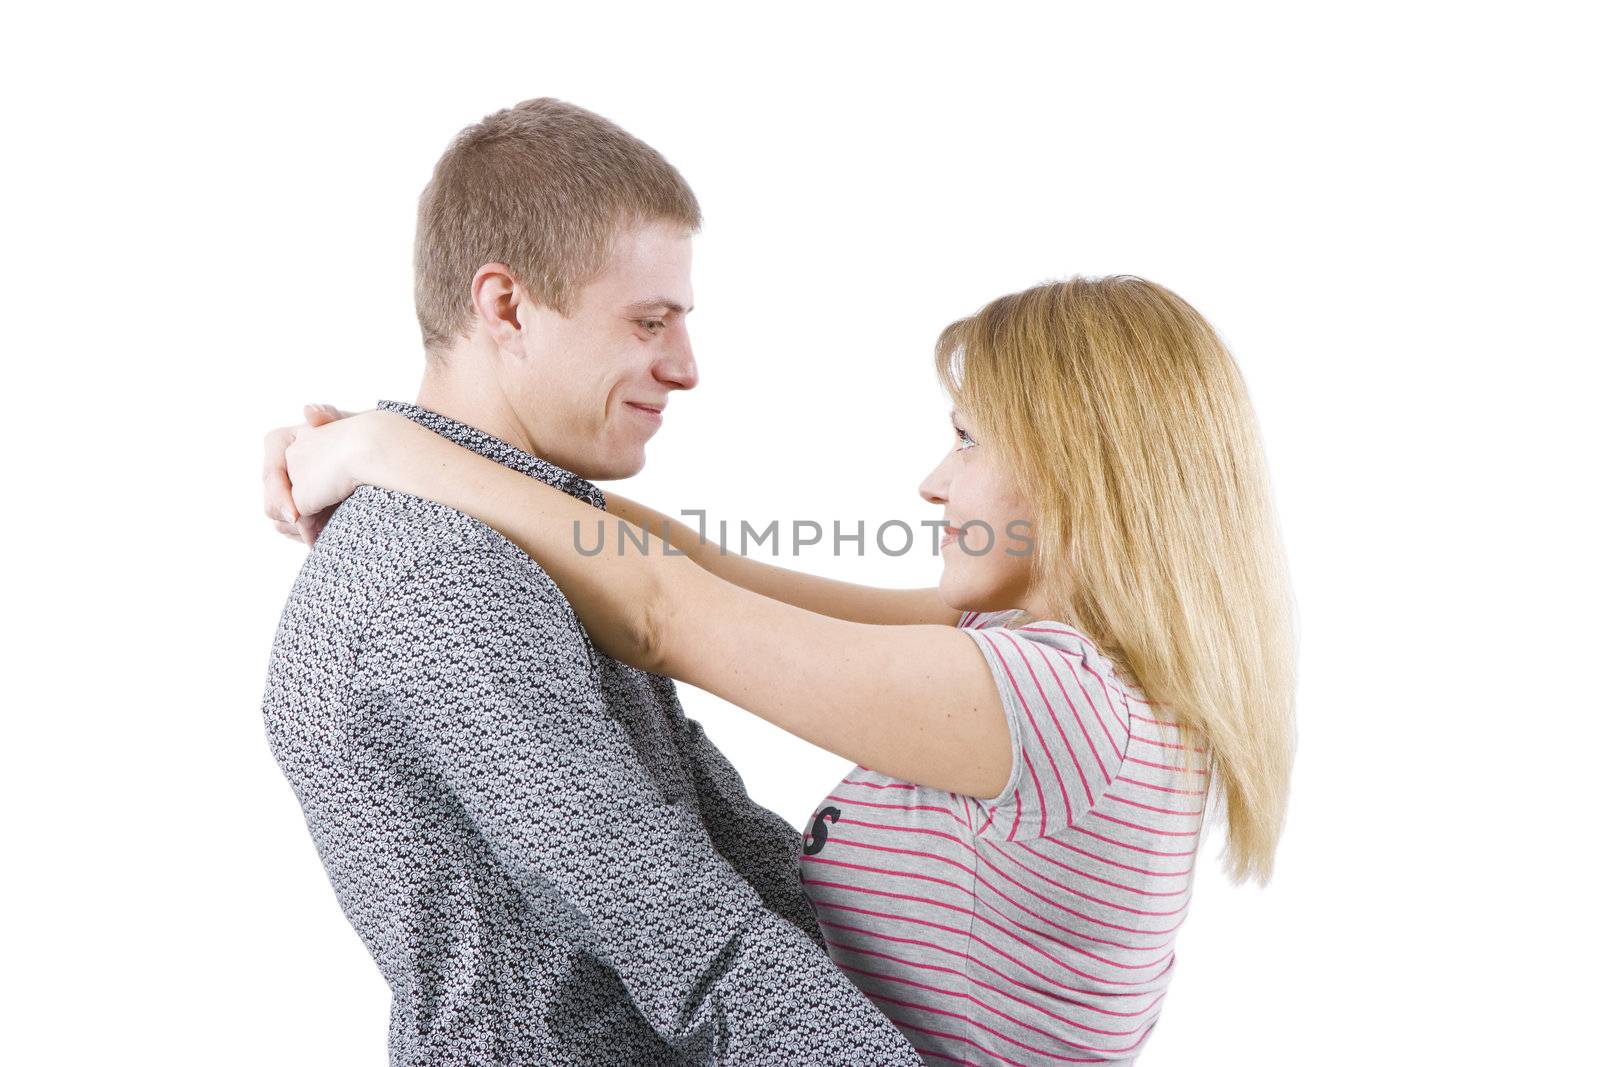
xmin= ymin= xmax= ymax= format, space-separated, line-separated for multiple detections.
xmin=603 ymin=491 xmax=960 ymax=627
xmin=295 ymin=411 xmax=1010 ymax=799
xmin=265 ymin=407 xmax=955 ymax=626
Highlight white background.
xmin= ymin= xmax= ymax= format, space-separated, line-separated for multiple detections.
xmin=5 ymin=2 xmax=1595 ymax=1064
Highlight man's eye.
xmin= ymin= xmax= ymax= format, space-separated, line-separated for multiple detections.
xmin=641 ymin=319 xmax=666 ymax=333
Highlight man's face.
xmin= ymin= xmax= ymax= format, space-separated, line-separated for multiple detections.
xmin=504 ymin=220 xmax=697 ymax=480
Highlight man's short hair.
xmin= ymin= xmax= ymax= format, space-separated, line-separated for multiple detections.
xmin=414 ymin=97 xmax=701 ymax=358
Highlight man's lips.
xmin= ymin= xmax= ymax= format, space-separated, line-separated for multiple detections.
xmin=625 ymin=401 xmax=664 ymax=423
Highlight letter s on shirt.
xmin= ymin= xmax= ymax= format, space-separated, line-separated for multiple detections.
xmin=803 ymin=806 xmax=842 ymax=856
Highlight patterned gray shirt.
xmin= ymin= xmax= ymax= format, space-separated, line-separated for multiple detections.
xmin=261 ymin=400 xmax=921 ymax=1066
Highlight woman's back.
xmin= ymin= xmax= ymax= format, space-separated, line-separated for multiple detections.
xmin=799 ymin=609 xmax=1208 ymax=1064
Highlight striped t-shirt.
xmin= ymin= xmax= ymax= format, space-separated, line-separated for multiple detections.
xmin=798 ymin=609 xmax=1208 ymax=1065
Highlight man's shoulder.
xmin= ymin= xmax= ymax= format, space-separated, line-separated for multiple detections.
xmin=318 ymin=484 xmax=519 ymax=559
xmin=320 ymin=485 xmax=561 ymax=575
xmin=280 ymin=486 xmax=578 ymax=640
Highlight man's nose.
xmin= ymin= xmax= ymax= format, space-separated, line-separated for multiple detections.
xmin=655 ymin=324 xmax=698 ymax=391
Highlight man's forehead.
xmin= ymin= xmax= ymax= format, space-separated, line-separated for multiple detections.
xmin=581 ymin=222 xmax=694 ymax=310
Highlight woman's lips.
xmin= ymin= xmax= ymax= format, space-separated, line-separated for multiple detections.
xmin=940 ymin=524 xmax=961 ymax=549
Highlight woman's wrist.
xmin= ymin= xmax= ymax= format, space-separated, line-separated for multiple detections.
xmin=350 ymin=410 xmax=409 ymax=491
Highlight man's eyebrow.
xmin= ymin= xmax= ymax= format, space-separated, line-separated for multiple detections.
xmin=623 ymin=298 xmax=693 ymax=315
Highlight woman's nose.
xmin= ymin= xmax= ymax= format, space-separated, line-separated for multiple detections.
xmin=919 ymin=452 xmax=952 ymax=505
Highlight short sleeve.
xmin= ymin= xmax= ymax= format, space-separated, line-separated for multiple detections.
xmin=959 ymin=619 xmax=1132 ymax=841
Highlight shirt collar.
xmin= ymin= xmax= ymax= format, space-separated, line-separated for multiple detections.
xmin=375 ymin=399 xmax=607 ymax=511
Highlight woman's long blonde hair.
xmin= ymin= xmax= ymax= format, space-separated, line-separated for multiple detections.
xmin=935 ymin=275 xmax=1297 ymax=884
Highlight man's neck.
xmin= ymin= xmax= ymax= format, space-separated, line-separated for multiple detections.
xmin=414 ymin=363 xmax=539 ymax=460
xmin=375 ymin=397 xmax=606 ymax=511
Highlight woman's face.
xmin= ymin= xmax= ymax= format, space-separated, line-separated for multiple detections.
xmin=919 ymin=408 xmax=1041 ymax=615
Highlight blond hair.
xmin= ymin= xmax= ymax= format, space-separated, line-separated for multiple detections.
xmin=414 ymin=97 xmax=702 ymax=357
xmin=935 ymin=276 xmax=1298 ymax=884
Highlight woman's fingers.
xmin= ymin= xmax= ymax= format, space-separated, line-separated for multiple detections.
xmin=303 ymin=403 xmax=344 ymax=427
xmin=296 ymin=511 xmax=330 ymax=547
xmin=265 ymin=405 xmax=346 ymax=528
xmin=262 ymin=425 xmax=299 ymax=524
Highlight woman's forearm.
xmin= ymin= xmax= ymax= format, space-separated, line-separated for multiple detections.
xmin=604 ymin=490 xmax=959 ymax=627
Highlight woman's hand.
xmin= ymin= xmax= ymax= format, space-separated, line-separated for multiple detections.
xmin=261 ymin=403 xmax=369 ymax=546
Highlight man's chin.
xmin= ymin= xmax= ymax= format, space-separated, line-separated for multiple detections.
xmin=585 ymin=450 xmax=647 ymax=482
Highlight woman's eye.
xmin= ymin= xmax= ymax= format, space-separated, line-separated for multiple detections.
xmin=956 ymin=427 xmax=976 ymax=450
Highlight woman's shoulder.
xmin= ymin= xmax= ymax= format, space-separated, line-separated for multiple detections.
xmin=957 ymin=609 xmax=1145 ymax=704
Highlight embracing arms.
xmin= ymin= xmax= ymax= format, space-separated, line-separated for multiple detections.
xmin=279 ymin=409 xmax=1012 ymax=800
xmin=602 ymin=491 xmax=961 ymax=627
xmin=267 ymin=407 xmax=956 ymax=628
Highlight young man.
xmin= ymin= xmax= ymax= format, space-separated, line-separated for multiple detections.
xmin=260 ymin=98 xmax=919 ymax=1065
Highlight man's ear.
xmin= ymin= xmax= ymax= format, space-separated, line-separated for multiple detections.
xmin=469 ymin=262 xmax=522 ymax=345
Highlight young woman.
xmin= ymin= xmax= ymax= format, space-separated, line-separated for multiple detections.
xmin=263 ymin=275 xmax=1296 ymax=1064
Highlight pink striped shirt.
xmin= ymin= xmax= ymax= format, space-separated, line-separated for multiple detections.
xmin=798 ymin=609 xmax=1207 ymax=1065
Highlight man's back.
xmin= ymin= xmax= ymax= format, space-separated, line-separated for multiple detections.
xmin=261 ymin=401 xmax=919 ymax=1066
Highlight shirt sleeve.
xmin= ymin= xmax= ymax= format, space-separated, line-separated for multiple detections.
xmin=362 ymin=542 xmax=920 ymax=1065
xmin=666 ymin=705 xmax=827 ymax=950
xmin=959 ymin=619 xmax=1132 ymax=842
